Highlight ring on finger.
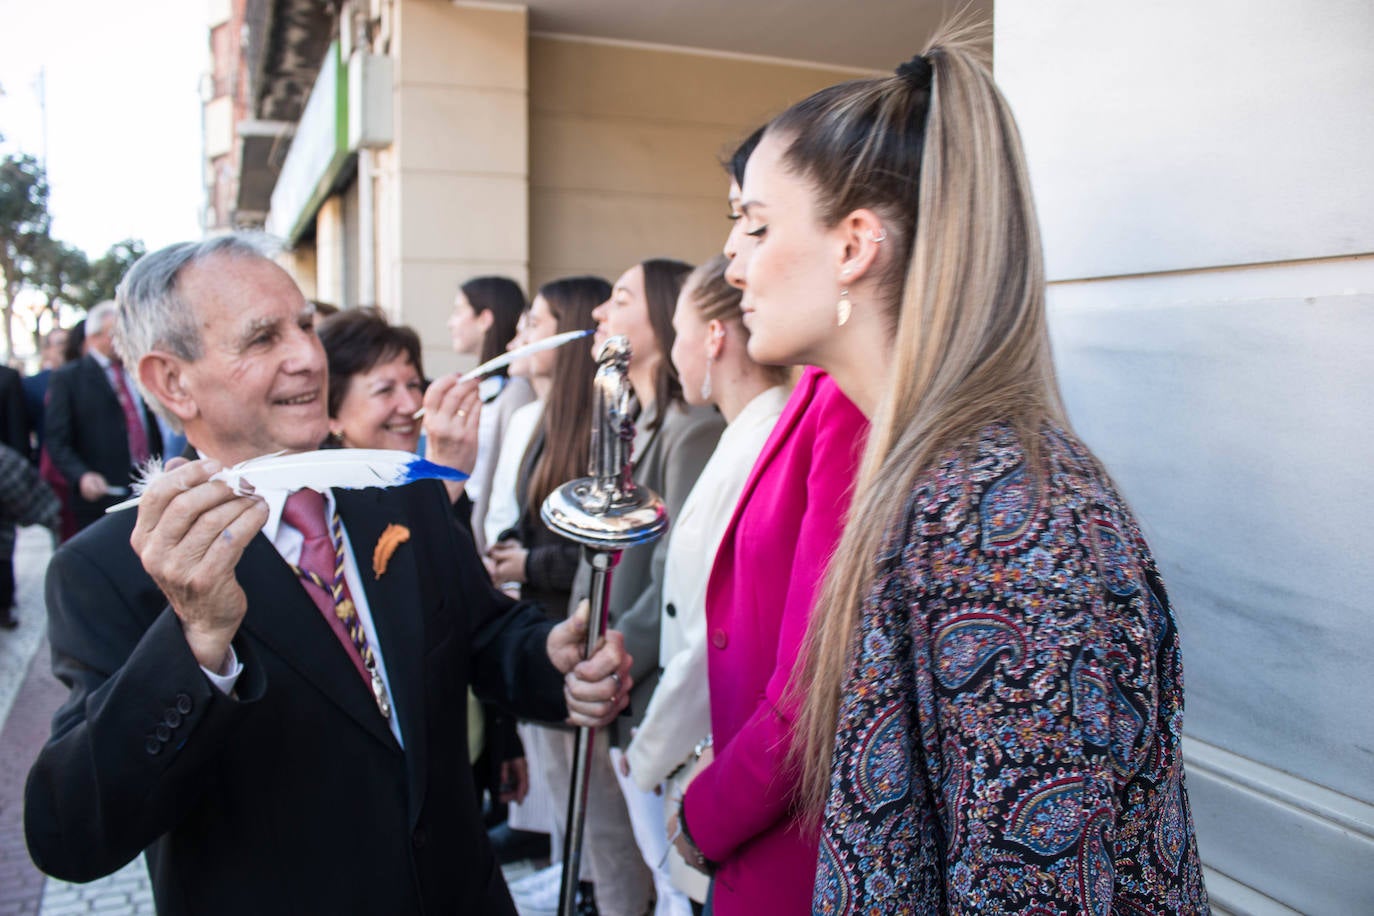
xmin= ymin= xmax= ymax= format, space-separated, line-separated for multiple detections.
xmin=610 ymin=671 xmax=622 ymax=692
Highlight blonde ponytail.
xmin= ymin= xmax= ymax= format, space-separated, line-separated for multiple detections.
xmin=786 ymin=23 xmax=1068 ymax=816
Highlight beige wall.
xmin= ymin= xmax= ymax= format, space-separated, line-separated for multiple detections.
xmin=387 ymin=0 xmax=529 ymax=378
xmin=528 ymin=36 xmax=869 ymax=289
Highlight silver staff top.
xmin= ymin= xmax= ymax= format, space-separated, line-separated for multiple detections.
xmin=587 ymin=335 xmax=636 ymax=513
xmin=540 ymin=334 xmax=667 ymax=550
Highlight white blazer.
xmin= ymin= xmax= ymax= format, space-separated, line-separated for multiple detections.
xmin=624 ymin=386 xmax=789 ymax=789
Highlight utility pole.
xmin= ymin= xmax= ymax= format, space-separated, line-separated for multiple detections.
xmin=33 ymin=67 xmax=48 ymax=168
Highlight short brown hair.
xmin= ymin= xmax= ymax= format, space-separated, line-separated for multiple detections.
xmin=317 ymin=307 xmax=424 ymax=418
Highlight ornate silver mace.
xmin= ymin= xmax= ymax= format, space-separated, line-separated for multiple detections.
xmin=541 ymin=334 xmax=668 ymax=916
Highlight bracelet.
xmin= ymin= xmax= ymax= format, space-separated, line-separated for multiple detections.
xmin=676 ymin=798 xmax=715 ymax=874
xmin=665 ymin=734 xmax=714 ymax=782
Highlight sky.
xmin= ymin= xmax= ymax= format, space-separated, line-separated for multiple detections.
xmin=0 ymin=0 xmax=205 ymax=257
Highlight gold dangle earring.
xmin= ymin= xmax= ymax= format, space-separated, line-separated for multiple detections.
xmin=837 ymin=288 xmax=852 ymax=327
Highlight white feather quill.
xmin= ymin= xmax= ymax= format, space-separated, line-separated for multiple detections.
xmin=105 ymin=449 xmax=467 ymax=513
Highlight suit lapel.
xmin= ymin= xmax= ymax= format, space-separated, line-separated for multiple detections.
xmin=238 ymin=528 xmax=398 ymax=752
xmin=335 ymin=487 xmax=429 ymax=826
xmin=83 ymin=356 xmax=120 ymax=409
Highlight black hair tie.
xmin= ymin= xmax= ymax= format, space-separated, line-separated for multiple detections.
xmin=895 ymin=54 xmax=932 ymax=90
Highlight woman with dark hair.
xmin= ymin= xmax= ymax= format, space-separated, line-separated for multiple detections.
xmin=62 ymin=320 xmax=86 ymax=364
xmin=723 ymin=26 xmax=1206 ymax=914
xmin=488 ymin=277 xmax=607 ymax=612
xmin=448 ymin=276 xmax=535 ymax=552
xmin=618 ymin=253 xmax=792 ymax=912
xmin=484 ymin=276 xmax=610 ymax=913
xmin=585 ymin=259 xmax=724 ymax=741
xmin=534 ymin=259 xmax=723 ymax=916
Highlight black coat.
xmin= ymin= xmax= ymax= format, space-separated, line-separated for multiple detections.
xmin=25 ymin=480 xmax=567 ymax=915
xmin=44 ymin=355 xmax=163 ymax=526
xmin=0 ymin=365 xmax=30 ymax=460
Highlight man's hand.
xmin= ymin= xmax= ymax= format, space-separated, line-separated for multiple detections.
xmin=78 ymin=471 xmax=111 ymax=502
xmin=547 ymin=599 xmax=632 ymax=728
xmin=488 ymin=540 xmax=528 ymax=584
xmin=130 ymin=458 xmax=269 ymax=672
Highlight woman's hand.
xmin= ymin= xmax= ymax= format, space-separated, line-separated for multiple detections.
xmin=497 ymin=757 xmax=529 ymax=804
xmin=422 ymin=376 xmax=482 ymax=497
xmin=666 ymin=808 xmax=713 ymax=876
xmin=488 ymin=539 xmax=529 ymax=584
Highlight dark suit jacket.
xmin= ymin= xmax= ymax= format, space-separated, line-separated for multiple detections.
xmin=21 ymin=369 xmax=49 ymax=458
xmin=44 ymin=354 xmax=163 ymax=526
xmin=25 ymin=479 xmax=567 ymax=915
xmin=0 ymin=366 xmax=29 ymax=460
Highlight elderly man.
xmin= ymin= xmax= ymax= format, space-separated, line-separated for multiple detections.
xmin=25 ymin=235 xmax=631 ymax=915
xmin=45 ymin=301 xmax=163 ymax=529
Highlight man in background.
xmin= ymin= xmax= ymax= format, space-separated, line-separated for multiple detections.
xmin=0 ymin=364 xmax=31 ymax=628
xmin=44 ymin=302 xmax=162 ymax=529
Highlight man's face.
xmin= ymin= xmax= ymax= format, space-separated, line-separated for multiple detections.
xmin=85 ymin=320 xmax=115 ymax=359
xmin=173 ymin=253 xmax=329 ymax=465
xmin=41 ymin=330 xmax=68 ymax=369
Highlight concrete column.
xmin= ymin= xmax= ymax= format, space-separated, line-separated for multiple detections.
xmin=384 ymin=0 xmax=529 ymax=378
xmin=315 ymin=195 xmax=347 ymax=308
xmin=995 ymin=2 xmax=1374 ymax=913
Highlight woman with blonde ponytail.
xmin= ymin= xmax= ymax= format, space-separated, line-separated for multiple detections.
xmin=728 ymin=26 xmax=1208 ymax=915
xmin=671 ymin=131 xmax=868 ymax=916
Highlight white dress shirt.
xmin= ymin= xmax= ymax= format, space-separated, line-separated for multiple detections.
xmin=201 ymin=487 xmax=404 ymax=747
xmin=483 ymin=398 xmax=544 ymax=549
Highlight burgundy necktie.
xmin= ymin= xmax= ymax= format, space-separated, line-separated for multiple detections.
xmin=281 ymin=489 xmax=372 ymax=686
xmin=107 ymin=359 xmax=150 ymax=464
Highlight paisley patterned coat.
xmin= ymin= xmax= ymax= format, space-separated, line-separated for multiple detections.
xmin=813 ymin=422 xmax=1209 ymax=915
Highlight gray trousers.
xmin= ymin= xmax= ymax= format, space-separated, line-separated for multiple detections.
xmin=528 ymin=725 xmax=655 ymax=916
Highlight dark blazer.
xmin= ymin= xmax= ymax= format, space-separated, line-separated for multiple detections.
xmin=44 ymin=354 xmax=163 ymax=526
xmin=21 ymin=369 xmax=49 ymax=458
xmin=505 ymin=427 xmax=583 ymax=618
xmin=0 ymin=366 xmax=29 ymax=460
xmin=25 ymin=480 xmax=567 ymax=915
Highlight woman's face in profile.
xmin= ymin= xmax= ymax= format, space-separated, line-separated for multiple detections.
xmin=731 ymin=132 xmax=842 ymax=367
xmin=670 ymin=280 xmax=711 ymax=407
xmin=447 ymin=290 xmax=486 ymax=355
xmin=524 ymin=295 xmax=560 ymax=379
xmin=592 ymin=265 xmax=660 ymax=374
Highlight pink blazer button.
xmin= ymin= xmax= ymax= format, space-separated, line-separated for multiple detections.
xmin=711 ymin=629 xmax=728 ymax=649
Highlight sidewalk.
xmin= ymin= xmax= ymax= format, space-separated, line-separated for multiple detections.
xmin=0 ymin=527 xmax=153 ymax=915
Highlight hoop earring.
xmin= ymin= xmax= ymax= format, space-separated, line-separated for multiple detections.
xmin=701 ymin=354 xmax=714 ymax=401
xmin=837 ymin=289 xmax=852 ymax=327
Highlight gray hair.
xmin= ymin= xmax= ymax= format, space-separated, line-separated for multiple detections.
xmin=86 ymin=301 xmax=119 ymax=337
xmin=115 ymin=232 xmax=281 ymax=431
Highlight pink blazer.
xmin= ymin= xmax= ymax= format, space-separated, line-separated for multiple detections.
xmin=681 ymin=368 xmax=868 ymax=915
